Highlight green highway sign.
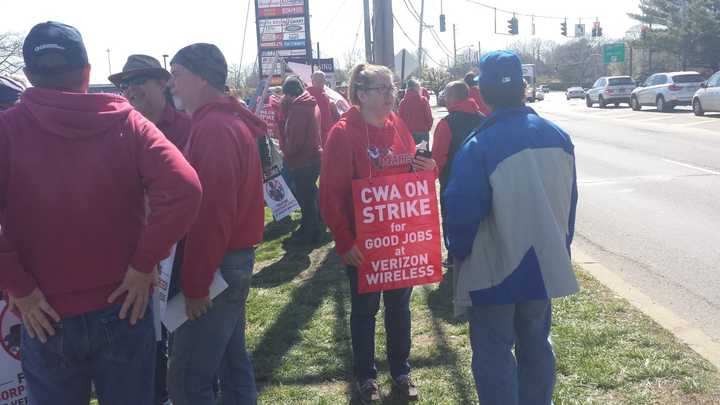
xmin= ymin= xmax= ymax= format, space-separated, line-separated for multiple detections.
xmin=603 ymin=43 xmax=626 ymax=64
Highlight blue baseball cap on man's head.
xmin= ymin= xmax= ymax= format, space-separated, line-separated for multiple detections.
xmin=23 ymin=21 xmax=88 ymax=74
xmin=475 ymin=50 xmax=523 ymax=92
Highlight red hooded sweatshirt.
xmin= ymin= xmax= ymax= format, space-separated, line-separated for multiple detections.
xmin=398 ymin=90 xmax=433 ymax=134
xmin=0 ymin=87 xmax=202 ymax=317
xmin=432 ymin=97 xmax=482 ymax=175
xmin=319 ymin=107 xmax=416 ymax=255
xmin=279 ymin=91 xmax=322 ymax=169
xmin=157 ymin=102 xmax=191 ymax=150
xmin=468 ymin=86 xmax=491 ymax=116
xmin=306 ymin=86 xmax=338 ymax=145
xmin=181 ymin=96 xmax=266 ymax=298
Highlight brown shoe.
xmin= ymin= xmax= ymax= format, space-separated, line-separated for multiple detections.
xmin=355 ymin=379 xmax=380 ymax=404
xmin=392 ymin=374 xmax=419 ymax=401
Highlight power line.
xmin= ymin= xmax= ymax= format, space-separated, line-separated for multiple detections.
xmin=463 ymin=0 xmax=602 ymax=21
xmin=400 ymin=0 xmax=452 ymax=59
xmin=238 ymin=0 xmax=252 ymax=69
xmin=392 ymin=13 xmax=443 ymax=67
xmin=320 ymin=0 xmax=352 ymax=35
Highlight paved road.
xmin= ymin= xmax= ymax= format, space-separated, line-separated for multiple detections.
xmin=433 ymin=93 xmax=720 ymax=344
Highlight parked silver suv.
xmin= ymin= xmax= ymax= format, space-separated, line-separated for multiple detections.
xmin=692 ymin=70 xmax=720 ymax=116
xmin=630 ymin=72 xmax=705 ymax=112
xmin=586 ymin=76 xmax=635 ymax=108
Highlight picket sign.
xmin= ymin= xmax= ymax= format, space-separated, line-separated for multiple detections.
xmin=155 ymin=246 xmax=227 ymax=333
xmin=0 ymin=302 xmax=27 ymax=404
xmin=352 ymin=171 xmax=443 ymax=293
xmin=263 ymin=174 xmax=300 ymax=221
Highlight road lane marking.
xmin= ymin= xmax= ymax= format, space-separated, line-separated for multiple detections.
xmin=677 ymin=119 xmax=720 ymax=127
xmin=663 ymin=158 xmax=720 ymax=175
xmin=634 ymin=115 xmax=682 ymax=122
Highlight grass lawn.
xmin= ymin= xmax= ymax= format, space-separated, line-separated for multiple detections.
xmin=92 ymin=208 xmax=720 ymax=404
xmin=247 ymin=209 xmax=720 ymax=404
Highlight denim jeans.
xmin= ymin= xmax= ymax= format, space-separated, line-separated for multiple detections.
xmin=468 ymin=299 xmax=555 ymax=405
xmin=168 ymin=248 xmax=256 ymax=405
xmin=21 ymin=303 xmax=156 ymax=405
xmin=289 ymin=164 xmax=321 ymax=236
xmin=346 ymin=267 xmax=412 ymax=380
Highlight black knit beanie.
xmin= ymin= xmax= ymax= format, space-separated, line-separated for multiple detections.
xmin=171 ymin=43 xmax=227 ymax=91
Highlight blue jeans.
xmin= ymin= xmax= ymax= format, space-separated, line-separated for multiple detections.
xmin=468 ymin=299 xmax=555 ymax=405
xmin=346 ymin=267 xmax=412 ymax=380
xmin=168 ymin=248 xmax=256 ymax=405
xmin=21 ymin=303 xmax=156 ymax=405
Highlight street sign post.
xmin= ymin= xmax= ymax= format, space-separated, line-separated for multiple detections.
xmin=603 ymin=43 xmax=626 ymax=64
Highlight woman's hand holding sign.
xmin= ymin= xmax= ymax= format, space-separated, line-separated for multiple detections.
xmin=343 ymin=245 xmax=365 ymax=267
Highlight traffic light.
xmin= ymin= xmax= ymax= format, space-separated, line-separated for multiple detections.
xmin=561 ymin=21 xmax=567 ymax=36
xmin=440 ymin=14 xmax=446 ymax=32
xmin=508 ymin=17 xmax=518 ymax=35
xmin=592 ymin=21 xmax=603 ymax=37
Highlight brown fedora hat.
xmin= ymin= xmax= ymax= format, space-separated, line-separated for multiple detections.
xmin=108 ymin=54 xmax=170 ymax=87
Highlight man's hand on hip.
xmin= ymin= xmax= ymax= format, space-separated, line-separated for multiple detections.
xmin=13 ymin=288 xmax=60 ymax=343
xmin=108 ymin=266 xmax=156 ymax=325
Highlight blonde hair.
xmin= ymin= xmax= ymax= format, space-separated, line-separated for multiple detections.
xmin=348 ymin=63 xmax=394 ymax=105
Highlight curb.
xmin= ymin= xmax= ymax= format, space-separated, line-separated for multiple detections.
xmin=573 ymin=247 xmax=720 ymax=371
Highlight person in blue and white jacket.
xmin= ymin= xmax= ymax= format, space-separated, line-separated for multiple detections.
xmin=443 ymin=50 xmax=579 ymax=405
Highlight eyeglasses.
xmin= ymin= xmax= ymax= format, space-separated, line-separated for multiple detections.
xmin=119 ymin=75 xmax=152 ymax=91
xmin=364 ymin=85 xmax=397 ymax=96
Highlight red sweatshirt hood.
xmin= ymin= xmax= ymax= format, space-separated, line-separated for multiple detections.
xmin=448 ymin=97 xmax=481 ymax=114
xmin=20 ymin=87 xmax=133 ymax=139
xmin=306 ymin=86 xmax=326 ymax=99
xmin=403 ymin=90 xmax=424 ymax=101
xmin=292 ymin=91 xmax=317 ymax=108
xmin=193 ymin=96 xmax=267 ymax=138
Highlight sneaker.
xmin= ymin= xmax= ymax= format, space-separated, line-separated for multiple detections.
xmin=392 ymin=375 xmax=418 ymax=401
xmin=355 ymin=379 xmax=380 ymax=404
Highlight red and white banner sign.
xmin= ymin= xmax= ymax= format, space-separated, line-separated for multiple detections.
xmin=352 ymin=171 xmax=442 ymax=293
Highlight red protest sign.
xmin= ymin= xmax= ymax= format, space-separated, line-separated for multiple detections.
xmin=352 ymin=171 xmax=442 ymax=293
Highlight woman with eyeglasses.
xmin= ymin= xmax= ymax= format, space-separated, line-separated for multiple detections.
xmin=319 ymin=63 xmax=436 ymax=404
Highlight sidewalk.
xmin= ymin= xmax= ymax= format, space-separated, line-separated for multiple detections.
xmin=245 ymin=210 xmax=720 ymax=404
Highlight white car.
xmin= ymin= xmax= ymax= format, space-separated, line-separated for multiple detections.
xmin=585 ymin=76 xmax=635 ymax=108
xmin=630 ymin=71 xmax=705 ymax=112
xmin=692 ymin=70 xmax=720 ymax=116
xmin=535 ymin=89 xmax=545 ymax=101
xmin=566 ymin=87 xmax=585 ymax=100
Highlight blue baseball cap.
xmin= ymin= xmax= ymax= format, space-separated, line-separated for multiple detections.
xmin=475 ymin=50 xmax=523 ymax=92
xmin=23 ymin=21 xmax=88 ymax=74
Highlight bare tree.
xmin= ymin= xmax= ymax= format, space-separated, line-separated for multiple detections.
xmin=0 ymin=32 xmax=24 ymax=75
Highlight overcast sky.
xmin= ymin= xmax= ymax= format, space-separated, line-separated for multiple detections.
xmin=1 ymin=0 xmax=642 ymax=83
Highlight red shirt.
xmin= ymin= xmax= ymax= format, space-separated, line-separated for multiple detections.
xmin=319 ymin=107 xmax=416 ymax=255
xmin=0 ymin=88 xmax=202 ymax=317
xmin=156 ymin=102 xmax=191 ymax=150
xmin=181 ymin=96 xmax=266 ymax=298
xmin=398 ymin=90 xmax=433 ymax=133
xmin=279 ymin=91 xmax=322 ymax=169
xmin=306 ymin=86 xmax=339 ymax=145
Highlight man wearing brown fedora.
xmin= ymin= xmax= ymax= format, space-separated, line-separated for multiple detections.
xmin=110 ymin=54 xmax=191 ymax=150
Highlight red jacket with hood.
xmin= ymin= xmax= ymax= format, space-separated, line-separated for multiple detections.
xmin=398 ymin=90 xmax=433 ymax=134
xmin=306 ymin=86 xmax=338 ymax=145
xmin=432 ymin=97 xmax=482 ymax=175
xmin=319 ymin=107 xmax=416 ymax=255
xmin=0 ymin=87 xmax=202 ymax=317
xmin=279 ymin=91 xmax=322 ymax=169
xmin=181 ymin=96 xmax=266 ymax=298
xmin=468 ymin=86 xmax=491 ymax=116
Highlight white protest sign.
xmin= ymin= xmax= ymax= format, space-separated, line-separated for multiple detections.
xmin=155 ymin=246 xmax=228 ymax=333
xmin=264 ymin=175 xmax=300 ymax=221
xmin=0 ymin=303 xmax=27 ymax=404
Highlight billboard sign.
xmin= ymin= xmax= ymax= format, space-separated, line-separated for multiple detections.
xmin=255 ymin=0 xmax=312 ymax=82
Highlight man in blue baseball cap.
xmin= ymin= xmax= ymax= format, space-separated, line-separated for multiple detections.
xmin=0 ymin=21 xmax=202 ymax=405
xmin=443 ymin=50 xmax=579 ymax=405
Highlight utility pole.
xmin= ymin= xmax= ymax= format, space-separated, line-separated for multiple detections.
xmin=453 ymin=24 xmax=457 ymax=67
xmin=372 ymin=0 xmax=395 ymax=68
xmin=478 ymin=41 xmax=482 ymax=62
xmin=106 ymin=49 xmax=112 ymax=76
xmin=363 ymin=0 xmax=373 ymax=62
xmin=417 ymin=0 xmax=425 ymax=75
xmin=162 ymin=54 xmax=169 ymax=69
